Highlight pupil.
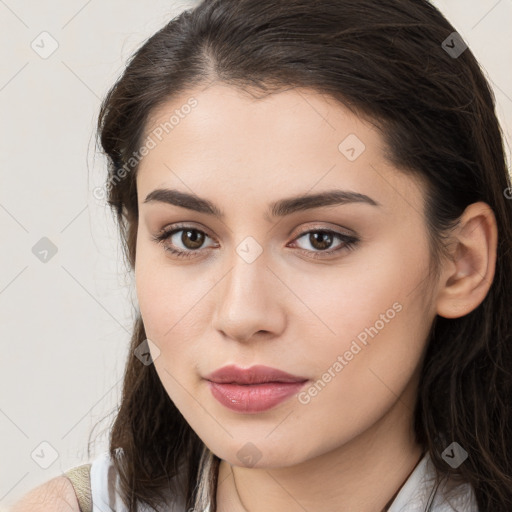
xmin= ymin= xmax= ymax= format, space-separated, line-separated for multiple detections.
xmin=312 ymin=231 xmax=332 ymax=250
xmin=183 ymin=230 xmax=204 ymax=248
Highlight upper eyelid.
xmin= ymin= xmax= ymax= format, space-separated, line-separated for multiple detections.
xmin=157 ymin=222 xmax=355 ymax=233
xmin=157 ymin=223 xmax=215 ymax=241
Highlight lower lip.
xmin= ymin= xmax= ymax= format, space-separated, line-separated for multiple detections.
xmin=207 ymin=380 xmax=308 ymax=413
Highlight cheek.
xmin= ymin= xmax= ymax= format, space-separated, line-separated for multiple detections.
xmin=295 ymin=302 xmax=427 ymax=452
xmin=289 ymin=236 xmax=432 ymax=396
xmin=287 ymin=234 xmax=430 ymax=343
xmin=134 ymin=237 xmax=176 ymax=345
xmin=134 ymin=243 xmax=214 ymax=363
xmin=134 ymin=257 xmax=208 ymax=410
xmin=135 ymin=264 xmax=188 ymax=343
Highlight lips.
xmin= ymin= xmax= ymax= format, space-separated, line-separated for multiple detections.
xmin=204 ymin=364 xmax=309 ymax=413
xmin=204 ymin=364 xmax=308 ymax=384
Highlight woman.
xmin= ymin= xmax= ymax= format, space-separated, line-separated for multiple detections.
xmin=11 ymin=0 xmax=512 ymax=511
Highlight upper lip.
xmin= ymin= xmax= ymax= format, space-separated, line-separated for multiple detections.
xmin=205 ymin=364 xmax=308 ymax=385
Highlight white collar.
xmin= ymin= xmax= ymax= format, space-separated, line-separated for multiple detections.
xmin=203 ymin=452 xmax=479 ymax=512
xmin=387 ymin=451 xmax=479 ymax=512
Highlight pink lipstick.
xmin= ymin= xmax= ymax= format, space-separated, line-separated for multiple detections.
xmin=204 ymin=364 xmax=308 ymax=413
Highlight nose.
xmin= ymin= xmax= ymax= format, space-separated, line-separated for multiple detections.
xmin=211 ymin=249 xmax=286 ymax=344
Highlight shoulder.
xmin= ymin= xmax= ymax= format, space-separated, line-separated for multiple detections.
xmin=9 ymin=475 xmax=80 ymax=512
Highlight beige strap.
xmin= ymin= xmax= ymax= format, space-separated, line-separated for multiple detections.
xmin=64 ymin=463 xmax=92 ymax=512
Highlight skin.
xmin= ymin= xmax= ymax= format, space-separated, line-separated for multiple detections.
xmin=133 ymin=83 xmax=497 ymax=512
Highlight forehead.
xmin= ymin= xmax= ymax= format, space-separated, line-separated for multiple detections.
xmin=137 ymin=83 xmax=425 ymax=217
xmin=142 ymin=83 xmax=377 ymax=158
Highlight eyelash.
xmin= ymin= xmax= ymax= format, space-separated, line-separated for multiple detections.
xmin=151 ymin=224 xmax=359 ymax=260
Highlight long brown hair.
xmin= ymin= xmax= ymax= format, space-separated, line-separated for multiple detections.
xmin=94 ymin=0 xmax=512 ymax=510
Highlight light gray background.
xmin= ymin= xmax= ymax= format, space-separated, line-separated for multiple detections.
xmin=1 ymin=0 xmax=511 ymax=508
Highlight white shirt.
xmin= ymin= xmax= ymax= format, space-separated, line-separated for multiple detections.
xmin=90 ymin=450 xmax=479 ymax=511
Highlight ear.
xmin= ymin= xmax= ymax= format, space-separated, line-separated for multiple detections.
xmin=436 ymin=201 xmax=498 ymax=319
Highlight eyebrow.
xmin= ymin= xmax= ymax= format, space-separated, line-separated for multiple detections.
xmin=143 ymin=188 xmax=380 ymax=219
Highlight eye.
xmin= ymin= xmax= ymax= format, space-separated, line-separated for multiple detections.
xmin=289 ymin=228 xmax=359 ymax=259
xmin=151 ymin=225 xmax=217 ymax=259
xmin=151 ymin=224 xmax=359 ymax=260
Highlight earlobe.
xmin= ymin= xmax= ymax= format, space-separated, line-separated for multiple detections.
xmin=436 ymin=202 xmax=498 ymax=319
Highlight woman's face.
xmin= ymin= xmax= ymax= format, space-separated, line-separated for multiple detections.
xmin=135 ymin=83 xmax=439 ymax=468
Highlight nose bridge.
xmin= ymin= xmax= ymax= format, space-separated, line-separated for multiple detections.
xmin=212 ymin=239 xmax=283 ymax=341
